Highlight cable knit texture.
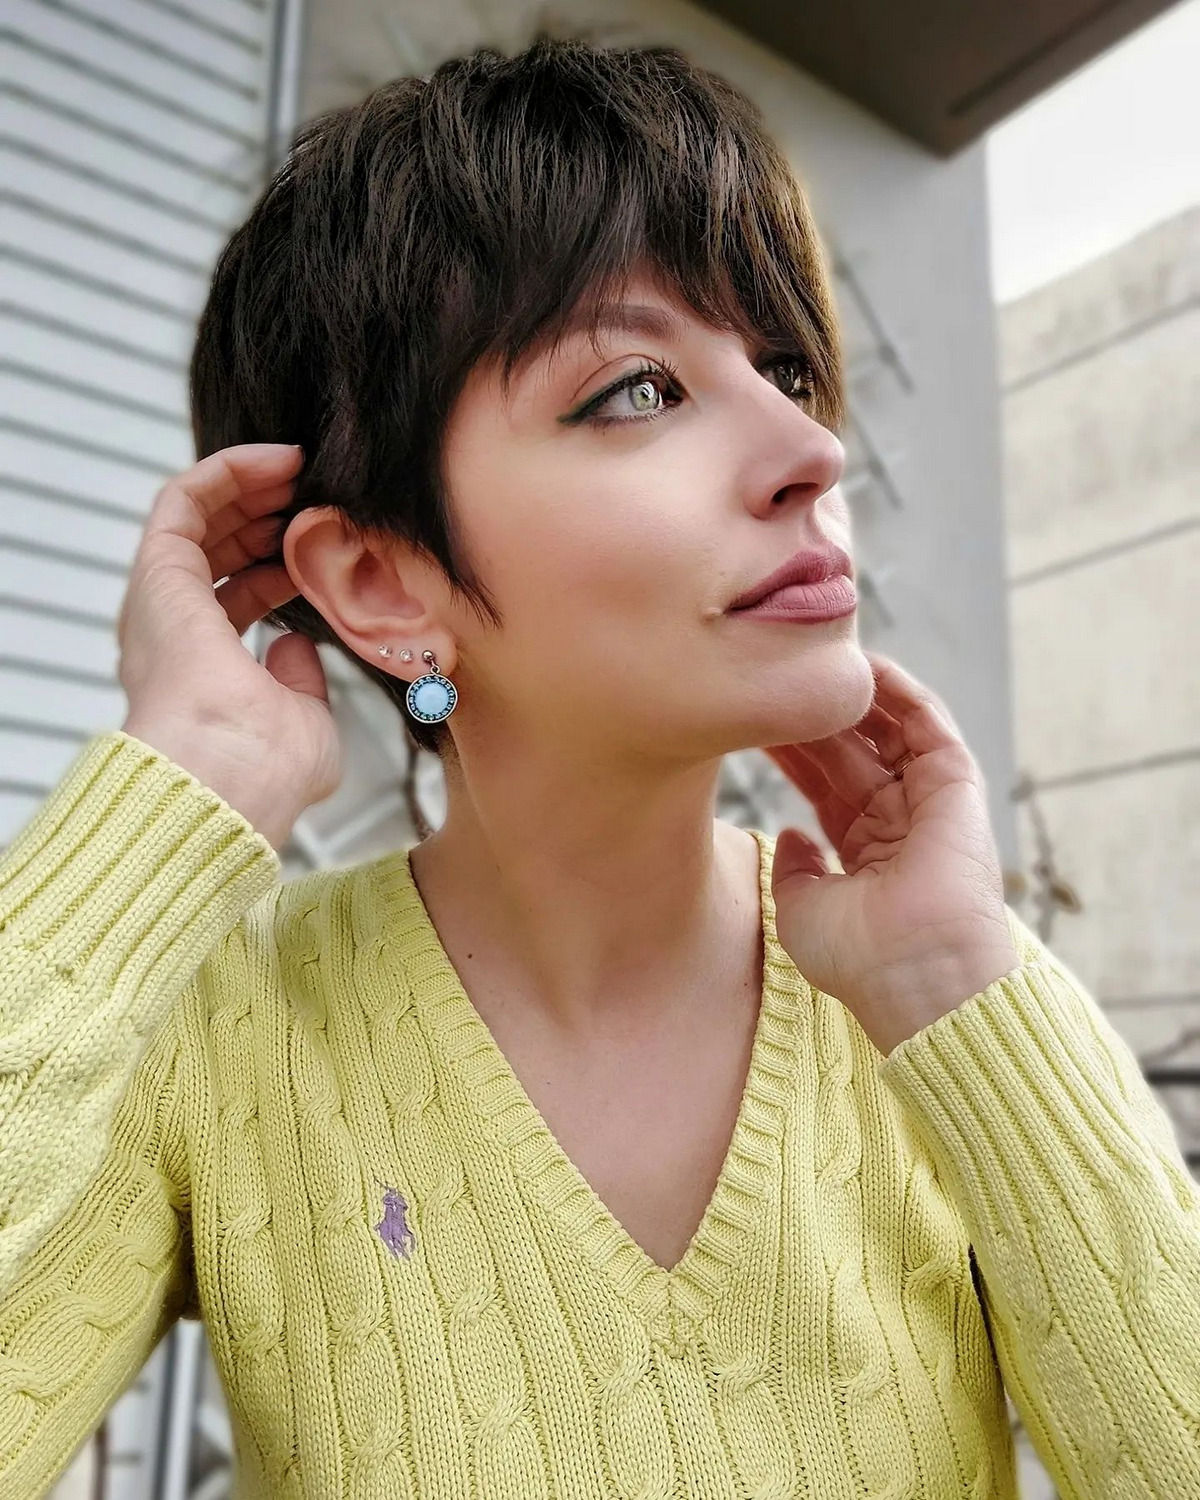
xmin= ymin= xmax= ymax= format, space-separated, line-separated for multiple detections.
xmin=1 ymin=729 xmax=1197 ymax=1498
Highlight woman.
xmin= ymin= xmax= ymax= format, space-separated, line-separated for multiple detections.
xmin=1 ymin=35 xmax=1196 ymax=1500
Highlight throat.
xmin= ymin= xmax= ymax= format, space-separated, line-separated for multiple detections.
xmin=506 ymin=938 xmax=767 ymax=1274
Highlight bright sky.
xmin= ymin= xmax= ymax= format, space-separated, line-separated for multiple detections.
xmin=986 ymin=0 xmax=1200 ymax=303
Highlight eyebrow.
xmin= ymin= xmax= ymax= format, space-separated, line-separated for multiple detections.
xmin=506 ymin=302 xmax=691 ymax=397
xmin=559 ymin=302 xmax=689 ymax=344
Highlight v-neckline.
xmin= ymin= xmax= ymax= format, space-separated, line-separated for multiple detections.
xmin=372 ymin=826 xmax=811 ymax=1351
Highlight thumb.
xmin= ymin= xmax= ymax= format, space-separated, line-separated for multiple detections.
xmin=771 ymin=826 xmax=830 ymax=891
xmin=262 ymin=631 xmax=329 ymax=704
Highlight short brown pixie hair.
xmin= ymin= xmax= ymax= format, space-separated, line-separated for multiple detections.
xmin=190 ymin=34 xmax=845 ymax=760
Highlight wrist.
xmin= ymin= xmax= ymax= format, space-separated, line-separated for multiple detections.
xmin=119 ymin=717 xmax=288 ymax=849
xmin=873 ymin=940 xmax=1021 ymax=1057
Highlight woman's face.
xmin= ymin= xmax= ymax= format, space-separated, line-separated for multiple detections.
xmin=434 ymin=264 xmax=876 ymax=769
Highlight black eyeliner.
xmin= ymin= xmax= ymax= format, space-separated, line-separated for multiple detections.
xmin=556 ymin=350 xmax=815 ymax=428
xmin=557 ymin=360 xmax=679 ymax=426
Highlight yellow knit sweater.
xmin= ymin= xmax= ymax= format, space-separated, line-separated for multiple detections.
xmin=1 ymin=730 xmax=1197 ymax=1499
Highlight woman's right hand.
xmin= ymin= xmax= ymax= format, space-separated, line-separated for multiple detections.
xmin=117 ymin=442 xmax=341 ymax=851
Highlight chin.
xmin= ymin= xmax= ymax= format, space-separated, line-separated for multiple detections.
xmin=772 ymin=641 xmax=876 ymax=743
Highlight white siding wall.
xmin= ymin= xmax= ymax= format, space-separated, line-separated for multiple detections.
xmin=1 ymin=0 xmax=282 ymax=851
xmin=1 ymin=4 xmax=293 ymax=1495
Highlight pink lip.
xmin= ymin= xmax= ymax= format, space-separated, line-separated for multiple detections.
xmin=733 ymin=575 xmax=857 ymax=621
xmin=727 ymin=544 xmax=854 ymax=612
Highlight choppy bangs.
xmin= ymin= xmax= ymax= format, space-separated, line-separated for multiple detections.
xmin=419 ymin=38 xmax=845 ymax=430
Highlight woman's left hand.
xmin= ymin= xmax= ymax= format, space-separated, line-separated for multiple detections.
xmin=763 ymin=651 xmax=1020 ymax=1058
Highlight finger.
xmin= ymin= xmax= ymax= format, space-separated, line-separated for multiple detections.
xmin=763 ymin=742 xmax=833 ymax=803
xmin=852 ymin=702 xmax=908 ymax=766
xmin=785 ymin=827 xmax=829 ymax=870
xmin=262 ymin=631 xmax=329 ymax=704
xmin=865 ymin=651 xmax=960 ymax=737
xmin=789 ymin=729 xmax=894 ymax=813
xmin=763 ymin=743 xmax=860 ymax=849
xmin=863 ymin=652 xmax=961 ymax=746
xmin=206 ymin=511 xmax=287 ymax=583
xmin=214 ymin=561 xmax=301 ymax=637
xmin=203 ymin=476 xmax=298 ymax=552
xmin=773 ymin=827 xmax=830 ymax=884
xmin=134 ymin=449 xmax=303 ymax=598
xmin=146 ymin=444 xmax=304 ymax=549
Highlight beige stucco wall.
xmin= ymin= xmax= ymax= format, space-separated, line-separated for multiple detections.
xmin=1000 ymin=204 xmax=1200 ymax=1139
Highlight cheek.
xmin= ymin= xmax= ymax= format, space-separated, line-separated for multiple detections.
xmin=823 ymin=486 xmax=852 ymax=532
xmin=470 ymin=454 xmax=712 ymax=625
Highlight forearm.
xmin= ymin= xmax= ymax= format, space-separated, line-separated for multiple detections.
xmin=0 ymin=730 xmax=278 ymax=1295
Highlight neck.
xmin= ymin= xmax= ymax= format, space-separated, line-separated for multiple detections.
xmin=405 ymin=740 xmax=763 ymax=1037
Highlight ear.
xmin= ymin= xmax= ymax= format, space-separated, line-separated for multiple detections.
xmin=282 ymin=507 xmax=456 ymax=676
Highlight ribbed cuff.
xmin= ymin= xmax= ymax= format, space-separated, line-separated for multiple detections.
xmin=0 ymin=729 xmax=281 ymax=1001
xmin=877 ymin=954 xmax=1196 ymax=1227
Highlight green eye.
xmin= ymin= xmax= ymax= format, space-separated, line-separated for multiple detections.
xmin=564 ymin=359 xmax=684 ymax=429
xmin=560 ymin=350 xmax=816 ymax=433
xmin=627 ymin=379 xmax=662 ymax=413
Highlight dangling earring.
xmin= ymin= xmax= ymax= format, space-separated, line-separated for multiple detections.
xmin=378 ymin=645 xmax=458 ymax=723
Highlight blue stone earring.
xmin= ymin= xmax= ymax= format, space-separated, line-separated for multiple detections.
xmin=378 ymin=645 xmax=458 ymax=723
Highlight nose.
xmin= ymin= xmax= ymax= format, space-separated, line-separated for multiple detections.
xmin=742 ymin=392 xmax=845 ymax=519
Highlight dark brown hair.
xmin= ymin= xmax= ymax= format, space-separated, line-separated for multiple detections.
xmin=190 ymin=34 xmax=845 ymax=760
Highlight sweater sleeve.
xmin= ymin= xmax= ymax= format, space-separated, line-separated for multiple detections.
xmin=877 ymin=904 xmax=1200 ymax=1499
xmin=0 ymin=1003 xmax=193 ymax=1498
xmin=0 ymin=729 xmax=280 ymax=1495
xmin=0 ymin=729 xmax=280 ymax=1297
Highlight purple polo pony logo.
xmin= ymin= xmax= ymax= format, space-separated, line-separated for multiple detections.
xmin=374 ymin=1179 xmax=417 ymax=1260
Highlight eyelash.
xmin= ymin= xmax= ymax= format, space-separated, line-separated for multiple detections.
xmin=571 ymin=353 xmax=817 ymax=430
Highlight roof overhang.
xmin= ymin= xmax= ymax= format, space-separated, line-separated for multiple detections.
xmin=695 ymin=0 xmax=1182 ymax=154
